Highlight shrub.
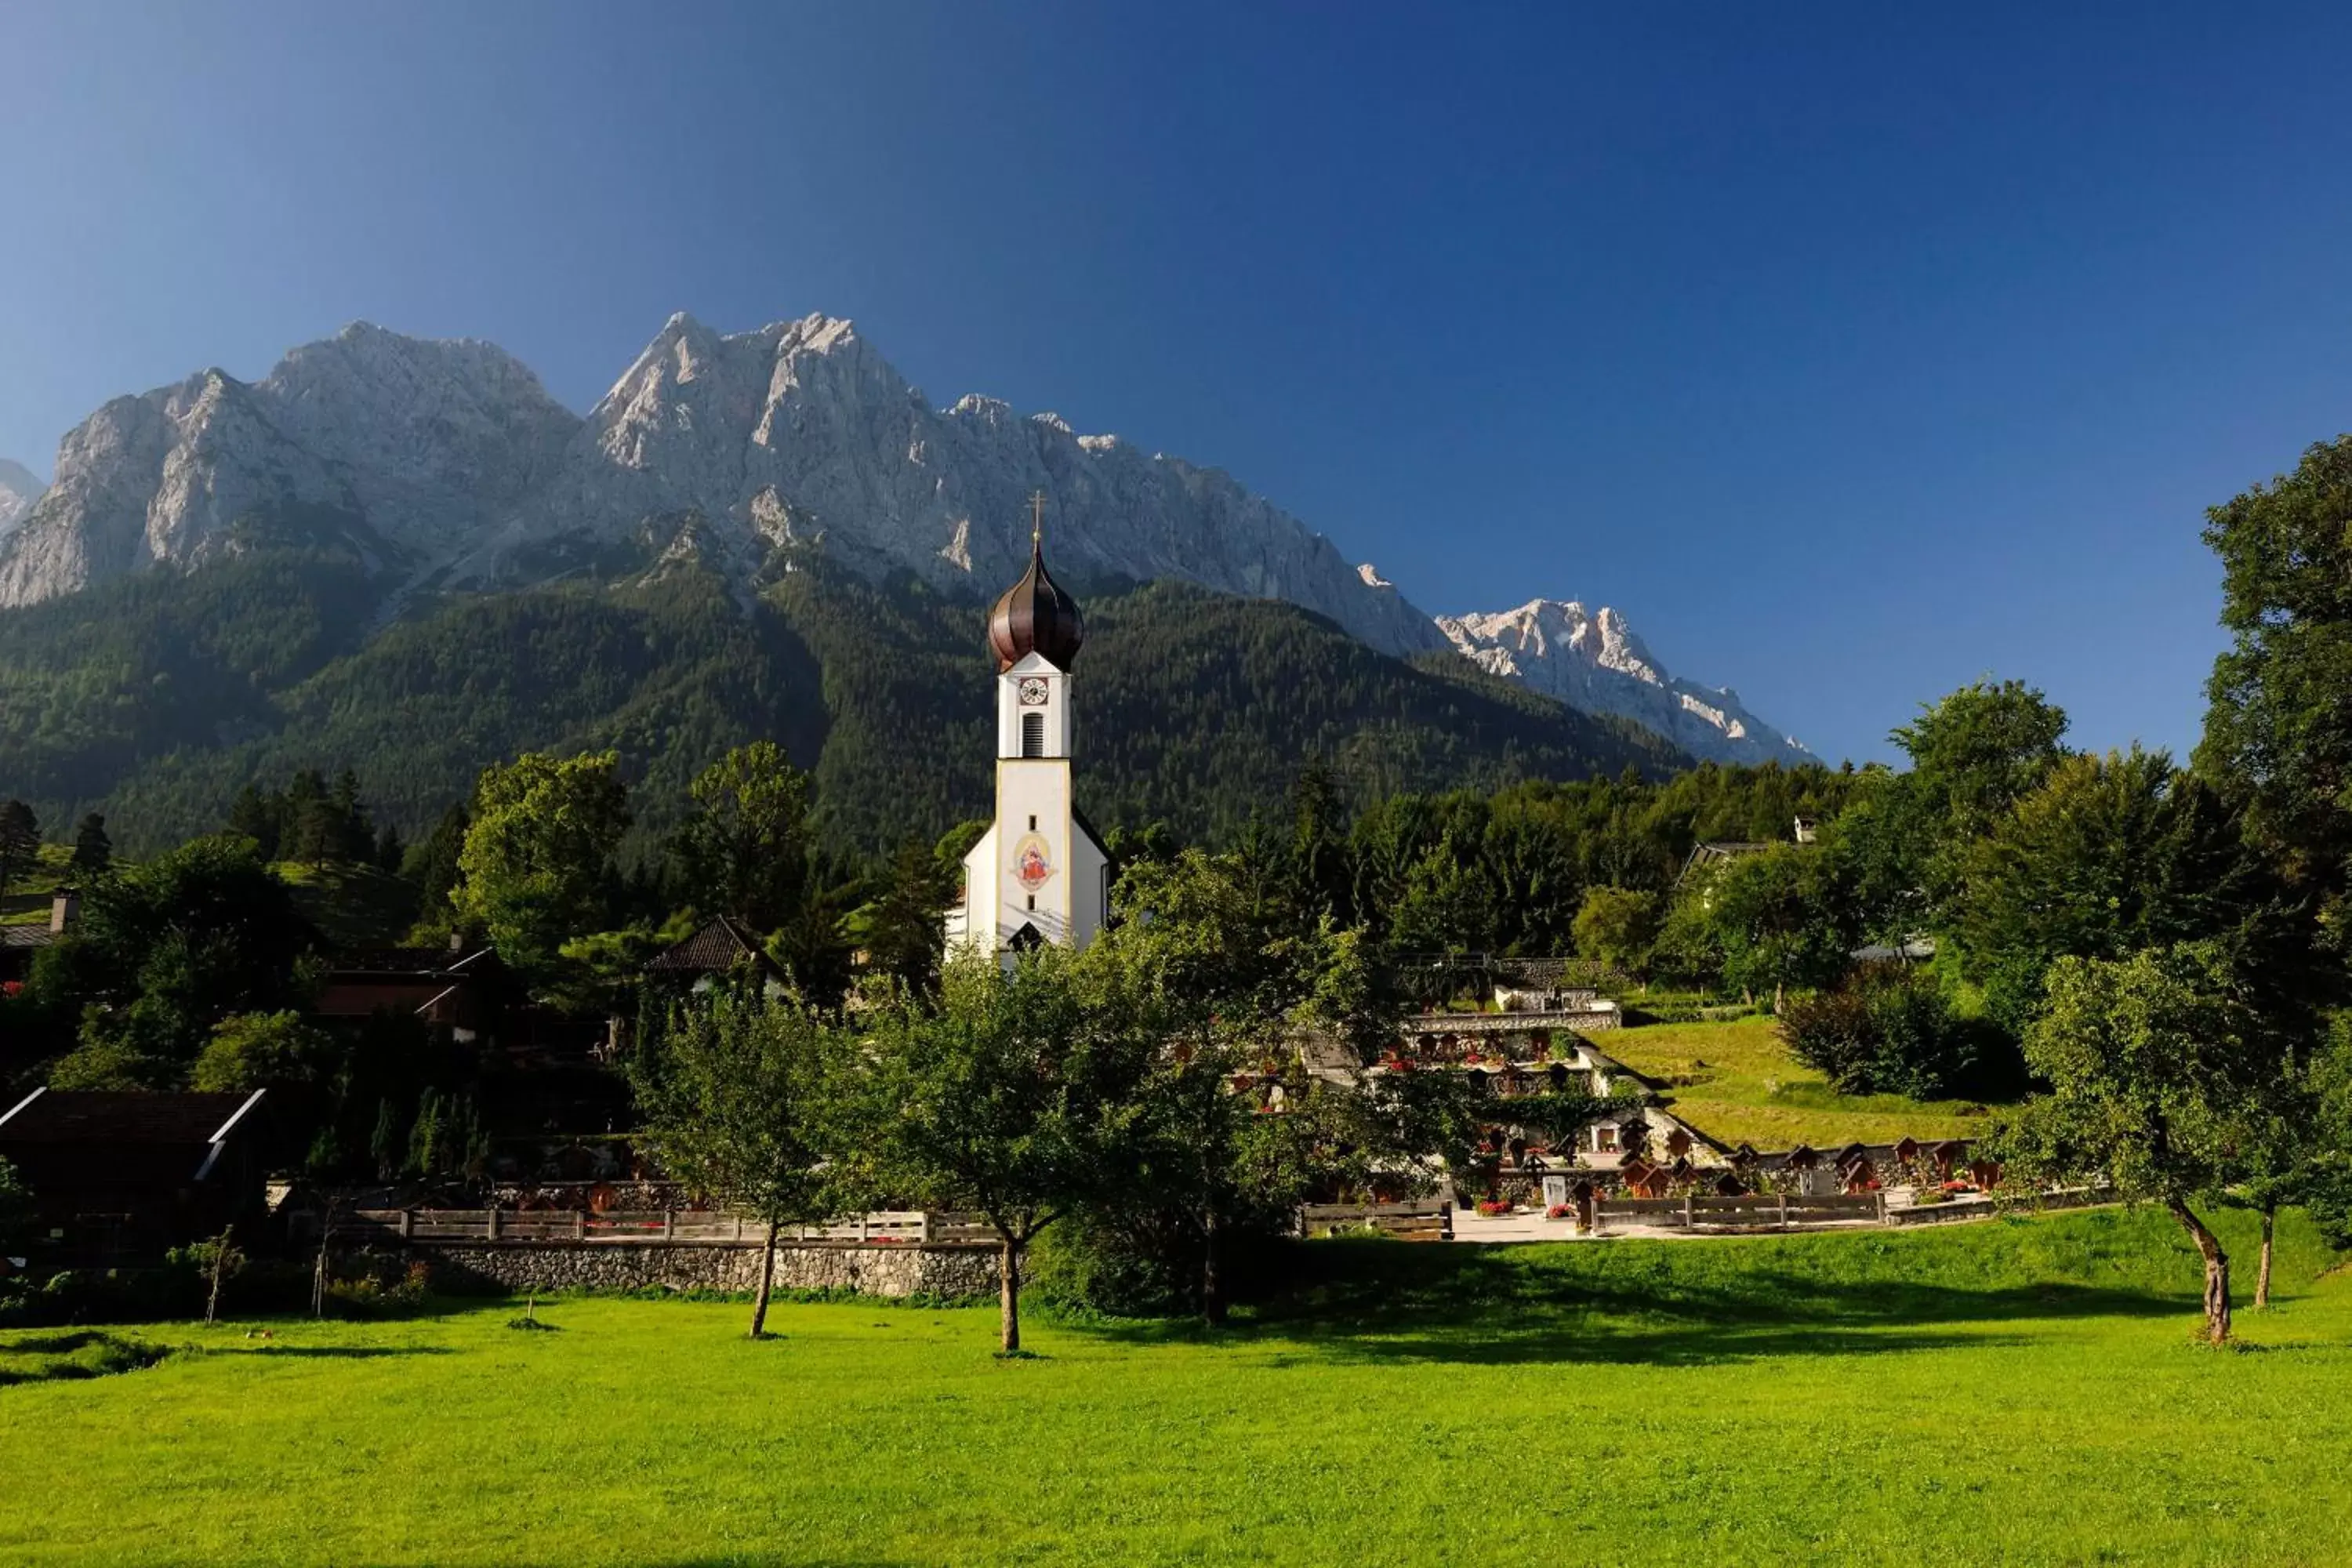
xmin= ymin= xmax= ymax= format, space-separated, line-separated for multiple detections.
xmin=1779 ymin=964 xmax=2012 ymax=1099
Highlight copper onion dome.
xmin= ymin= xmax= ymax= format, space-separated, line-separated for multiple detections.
xmin=987 ymin=501 xmax=1085 ymax=672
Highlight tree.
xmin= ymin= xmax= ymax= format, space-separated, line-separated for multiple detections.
xmin=69 ymin=814 xmax=112 ymax=877
xmin=1665 ymin=844 xmax=1856 ymax=1006
xmin=630 ymin=989 xmax=837 ymax=1338
xmin=0 ymin=1156 xmax=31 ymax=1252
xmin=227 ymin=783 xmax=285 ymax=860
xmin=0 ymin=800 xmax=38 ymax=900
xmin=452 ymin=752 xmax=632 ymax=975
xmin=1572 ymin=887 xmax=1662 ymax=982
xmin=1080 ymin=848 xmax=1397 ymax=1321
xmin=40 ymin=834 xmax=314 ymax=1087
xmin=1990 ymin=946 xmax=2280 ymax=1345
xmin=1959 ymin=749 xmax=2283 ymax=1034
xmin=833 ymin=950 xmax=1152 ymax=1353
xmin=1778 ymin=962 xmax=1994 ymax=1099
xmin=851 ymin=839 xmax=955 ymax=994
xmin=1844 ymin=681 xmax=2071 ymax=942
xmin=283 ymin=770 xmax=338 ymax=866
xmin=673 ymin=742 xmax=815 ymax=935
xmin=402 ymin=804 xmax=470 ymax=916
xmin=2198 ymin=436 xmax=2352 ymax=942
xmin=191 ymin=1011 xmax=341 ymax=1093
xmin=403 ymin=1088 xmax=489 ymax=1187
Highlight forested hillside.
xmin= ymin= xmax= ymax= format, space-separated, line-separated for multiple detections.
xmin=0 ymin=550 xmax=1686 ymax=855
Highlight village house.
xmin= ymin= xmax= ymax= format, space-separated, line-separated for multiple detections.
xmin=0 ymin=889 xmax=77 ymax=987
xmin=0 ymin=1087 xmax=274 ymax=1263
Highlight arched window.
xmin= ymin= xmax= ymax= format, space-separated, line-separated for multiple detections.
xmin=1021 ymin=711 xmax=1045 ymax=757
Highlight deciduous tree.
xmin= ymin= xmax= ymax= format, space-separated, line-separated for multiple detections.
xmin=452 ymin=752 xmax=631 ymax=975
xmin=833 ymin=950 xmax=1152 ymax=1353
xmin=630 ymin=988 xmax=837 ymax=1338
xmin=2198 ymin=435 xmax=2352 ymax=943
xmin=1991 ymin=945 xmax=2279 ymax=1345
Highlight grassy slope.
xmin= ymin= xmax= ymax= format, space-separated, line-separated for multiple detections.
xmin=2 ymin=1207 xmax=2347 ymax=1566
xmin=1603 ymin=1015 xmax=1997 ymax=1149
xmin=274 ymin=861 xmax=423 ymax=948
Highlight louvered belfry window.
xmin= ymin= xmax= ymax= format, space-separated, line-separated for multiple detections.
xmin=1022 ymin=711 xmax=1045 ymax=757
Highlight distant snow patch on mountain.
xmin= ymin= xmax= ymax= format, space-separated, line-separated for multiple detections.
xmin=1439 ymin=598 xmax=1809 ymax=764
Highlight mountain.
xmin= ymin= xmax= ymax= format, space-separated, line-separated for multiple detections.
xmin=0 ymin=459 xmax=42 ymax=536
xmin=1439 ymin=600 xmax=1808 ymax=764
xmin=0 ymin=326 xmax=573 ymax=607
xmin=0 ymin=313 xmax=1801 ymax=760
xmin=0 ymin=545 xmax=1684 ymax=855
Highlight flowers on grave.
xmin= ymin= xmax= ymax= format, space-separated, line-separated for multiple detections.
xmin=1546 ymin=1203 xmax=1572 ymax=1220
xmin=1475 ymin=1199 xmax=1514 ymax=1217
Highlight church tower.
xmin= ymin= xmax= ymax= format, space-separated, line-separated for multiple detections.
xmin=946 ymin=497 xmax=1111 ymax=958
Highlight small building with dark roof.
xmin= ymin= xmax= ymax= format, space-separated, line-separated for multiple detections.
xmin=0 ymin=891 xmax=78 ymax=985
xmin=645 ymin=916 xmax=787 ymax=993
xmin=314 ymin=942 xmax=506 ymax=1038
xmin=0 ymin=1088 xmax=273 ymax=1262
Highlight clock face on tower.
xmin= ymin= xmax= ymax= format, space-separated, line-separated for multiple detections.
xmin=1017 ymin=676 xmax=1049 ymax=706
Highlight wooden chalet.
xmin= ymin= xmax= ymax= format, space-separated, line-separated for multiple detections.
xmin=0 ymin=1088 xmax=273 ymax=1262
xmin=314 ymin=942 xmax=506 ymax=1040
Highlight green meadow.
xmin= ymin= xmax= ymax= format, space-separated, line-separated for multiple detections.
xmin=1604 ymin=1014 xmax=1998 ymax=1149
xmin=4 ymin=1206 xmax=2348 ymax=1566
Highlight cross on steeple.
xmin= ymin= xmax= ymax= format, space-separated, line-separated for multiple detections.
xmin=1030 ymin=490 xmax=1046 ymax=547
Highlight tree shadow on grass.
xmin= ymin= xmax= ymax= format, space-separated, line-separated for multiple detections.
xmin=1076 ymin=1243 xmax=2198 ymax=1367
xmin=244 ymin=1345 xmax=457 ymax=1359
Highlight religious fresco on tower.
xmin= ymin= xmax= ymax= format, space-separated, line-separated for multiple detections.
xmin=1012 ymin=833 xmax=1054 ymax=891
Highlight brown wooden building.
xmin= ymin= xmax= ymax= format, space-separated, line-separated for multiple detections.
xmin=0 ymin=1088 xmax=273 ymax=1262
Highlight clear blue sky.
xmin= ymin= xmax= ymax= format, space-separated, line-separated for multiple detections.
xmin=5 ymin=2 xmax=2350 ymax=765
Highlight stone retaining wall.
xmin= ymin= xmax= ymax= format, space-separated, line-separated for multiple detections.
xmin=398 ymin=1241 xmax=1000 ymax=1298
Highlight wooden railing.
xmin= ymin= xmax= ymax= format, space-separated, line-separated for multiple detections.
xmin=325 ymin=1209 xmax=998 ymax=1247
xmin=1594 ymin=1193 xmax=1885 ymax=1232
xmin=1298 ymin=1200 xmax=1453 ymax=1242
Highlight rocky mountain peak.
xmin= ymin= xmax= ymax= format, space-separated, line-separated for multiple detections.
xmin=0 ymin=313 xmax=1805 ymax=761
xmin=0 ymin=458 xmax=43 ymax=536
xmin=1439 ymin=597 xmax=1806 ymax=764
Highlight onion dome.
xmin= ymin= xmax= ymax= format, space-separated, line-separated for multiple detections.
xmin=987 ymin=530 xmax=1086 ymax=672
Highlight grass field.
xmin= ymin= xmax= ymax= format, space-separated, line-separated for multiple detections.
xmin=4 ymin=1206 xmax=2348 ymax=1565
xmin=1602 ymin=1014 xmax=1998 ymax=1149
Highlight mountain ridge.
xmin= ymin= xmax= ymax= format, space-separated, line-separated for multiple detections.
xmin=0 ymin=458 xmax=42 ymax=535
xmin=0 ymin=313 xmax=1803 ymax=761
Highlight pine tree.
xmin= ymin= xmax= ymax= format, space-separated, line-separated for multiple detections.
xmin=70 ymin=812 xmax=112 ymax=876
xmin=0 ymin=800 xmax=40 ymax=899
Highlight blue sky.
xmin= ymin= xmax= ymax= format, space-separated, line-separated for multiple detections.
xmin=5 ymin=2 xmax=2350 ymax=764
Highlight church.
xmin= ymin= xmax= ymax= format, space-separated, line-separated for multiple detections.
xmin=943 ymin=505 xmax=1112 ymax=958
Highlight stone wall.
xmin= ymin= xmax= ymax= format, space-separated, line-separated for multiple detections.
xmin=400 ymin=1241 xmax=1000 ymax=1299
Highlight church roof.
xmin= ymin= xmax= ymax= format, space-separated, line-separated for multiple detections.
xmin=988 ymin=532 xmax=1085 ymax=673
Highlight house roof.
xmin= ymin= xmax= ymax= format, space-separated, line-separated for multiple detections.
xmin=0 ymin=1089 xmax=264 ymax=1147
xmin=326 ymin=946 xmax=496 ymax=976
xmin=646 ymin=916 xmax=776 ymax=975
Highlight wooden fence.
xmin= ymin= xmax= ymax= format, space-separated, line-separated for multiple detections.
xmin=323 ymin=1209 xmax=998 ymax=1247
xmin=1594 ymin=1192 xmax=1886 ymax=1233
xmin=1298 ymin=1200 xmax=1453 ymax=1242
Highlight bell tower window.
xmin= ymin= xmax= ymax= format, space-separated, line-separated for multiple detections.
xmin=1021 ymin=711 xmax=1045 ymax=757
